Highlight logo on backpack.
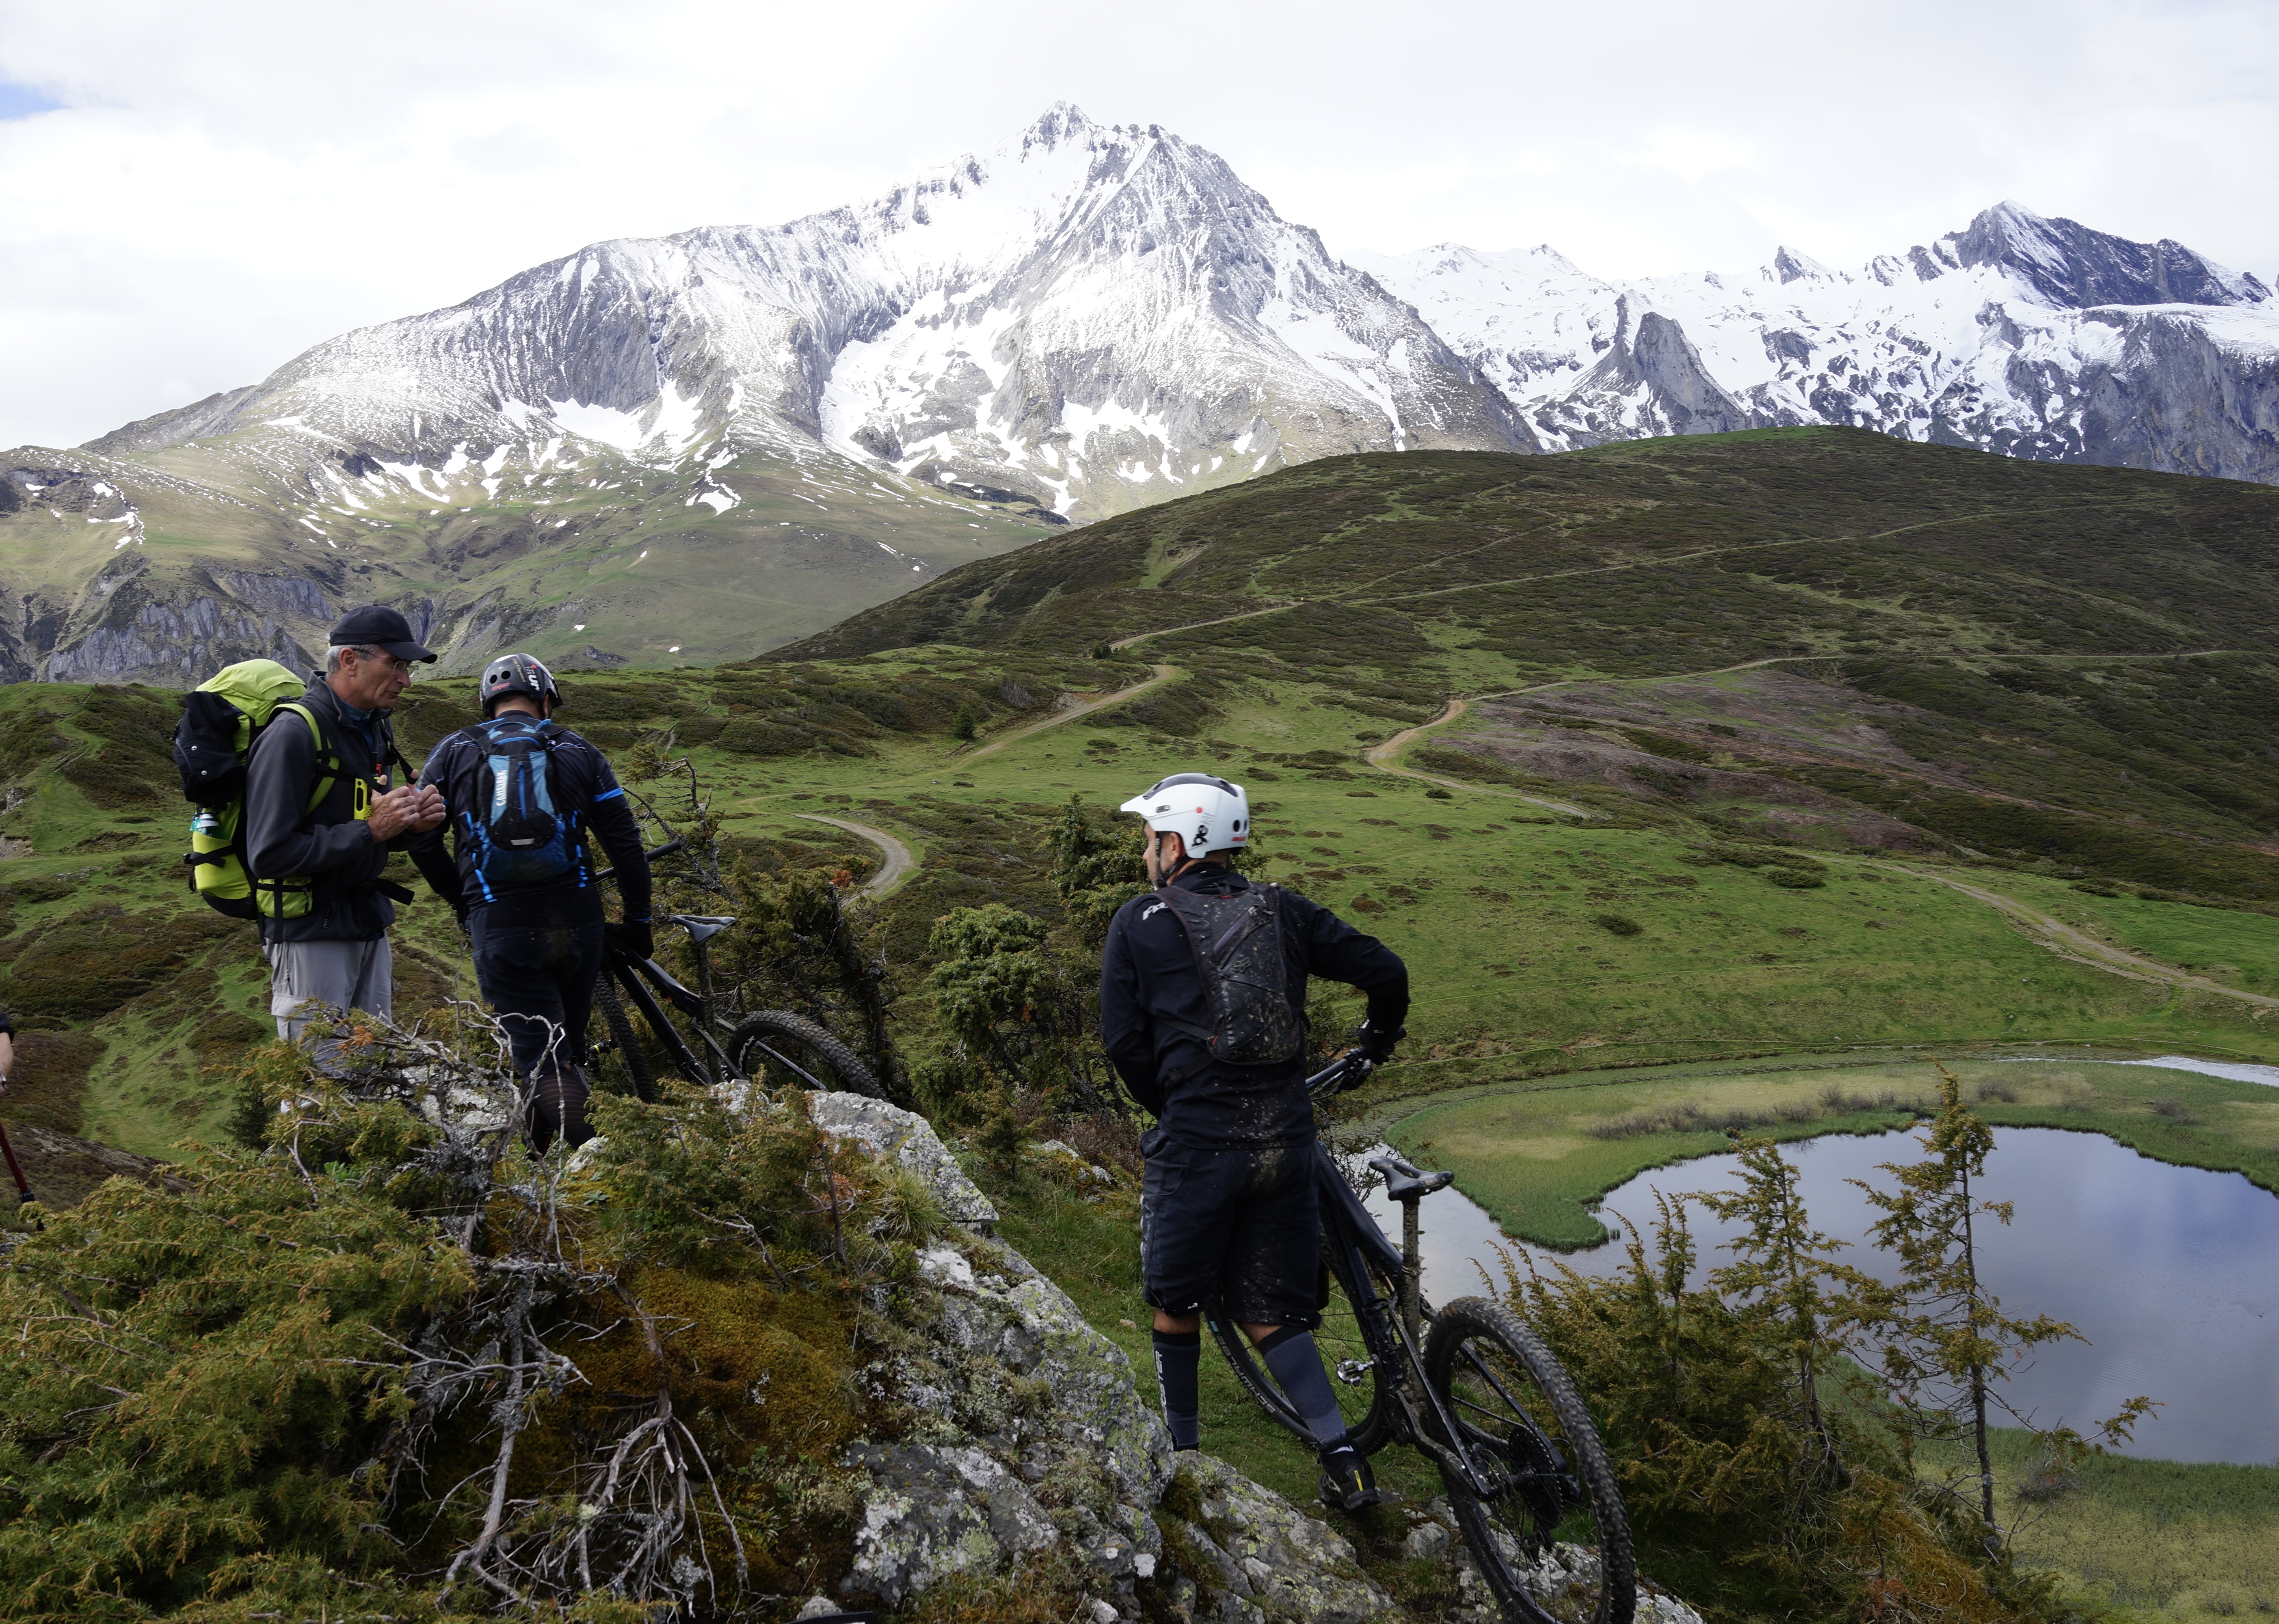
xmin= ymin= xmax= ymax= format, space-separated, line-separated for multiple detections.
xmin=175 ymin=659 xmax=342 ymax=921
xmin=464 ymin=715 xmax=577 ymax=890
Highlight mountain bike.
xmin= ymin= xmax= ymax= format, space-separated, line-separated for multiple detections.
xmin=584 ymin=840 xmax=886 ymax=1104
xmin=1208 ymin=1051 xmax=1635 ymax=1624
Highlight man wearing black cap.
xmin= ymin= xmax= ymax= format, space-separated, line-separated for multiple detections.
xmin=245 ymin=606 xmax=449 ymax=1054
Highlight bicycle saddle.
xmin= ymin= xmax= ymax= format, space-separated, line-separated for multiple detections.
xmin=1368 ymin=1153 xmax=1455 ymax=1204
xmin=672 ymin=914 xmax=737 ymax=943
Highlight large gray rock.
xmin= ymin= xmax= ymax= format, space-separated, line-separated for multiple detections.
xmin=806 ymin=1090 xmax=998 ymax=1229
xmin=919 ymin=1237 xmax=1172 ymax=1505
xmin=839 ymin=1441 xmax=1059 ymax=1606
xmin=1148 ymin=1453 xmax=1395 ymax=1624
xmin=835 ymin=1223 xmax=1170 ymax=1611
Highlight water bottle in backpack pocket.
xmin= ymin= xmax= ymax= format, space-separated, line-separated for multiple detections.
xmin=467 ymin=715 xmax=577 ymax=888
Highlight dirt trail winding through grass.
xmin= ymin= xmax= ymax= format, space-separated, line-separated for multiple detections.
xmin=1852 ymin=859 xmax=2279 ymax=1011
xmin=795 ymin=815 xmax=916 ymax=899
xmin=959 ymin=663 xmax=1179 ymax=762
xmin=1366 ymin=700 xmax=1596 ymax=817
xmin=1108 ymin=605 xmax=1302 ymax=650
xmin=1365 ymin=660 xmax=2279 ymax=1011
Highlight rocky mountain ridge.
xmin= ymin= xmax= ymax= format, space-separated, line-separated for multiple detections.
xmin=1354 ymin=200 xmax=2277 ymax=479
xmin=4 ymin=105 xmax=2276 ymax=684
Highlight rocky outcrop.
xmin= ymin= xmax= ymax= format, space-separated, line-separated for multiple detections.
xmin=1149 ymin=1454 xmax=1395 ymax=1624
xmin=794 ymin=1089 xmax=1707 ymax=1624
xmin=1525 ymin=298 xmax=1757 ymax=447
xmin=44 ymin=578 xmax=314 ymax=685
xmin=809 ymin=1090 xmax=999 ymax=1228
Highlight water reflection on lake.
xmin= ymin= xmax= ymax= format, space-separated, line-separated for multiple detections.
xmin=1357 ymin=1129 xmax=2279 ymax=1464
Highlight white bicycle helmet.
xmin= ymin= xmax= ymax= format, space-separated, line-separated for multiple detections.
xmin=1119 ymin=772 xmax=1251 ymax=853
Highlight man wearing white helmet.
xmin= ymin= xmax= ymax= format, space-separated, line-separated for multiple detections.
xmin=1101 ymin=771 xmax=1408 ymax=1512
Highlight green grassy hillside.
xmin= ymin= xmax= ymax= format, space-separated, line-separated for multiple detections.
xmin=6 ymin=427 xmax=2279 ymax=1620
xmin=8 ymin=429 xmax=2276 ymax=1155
xmin=1 ymin=436 xmax=1054 ymax=680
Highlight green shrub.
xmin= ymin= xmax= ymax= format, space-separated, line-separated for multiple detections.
xmin=1594 ymin=912 xmax=1643 ymax=935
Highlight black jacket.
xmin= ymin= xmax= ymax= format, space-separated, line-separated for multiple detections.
xmin=243 ymin=680 xmax=438 ymax=944
xmin=412 ymin=719 xmax=651 ymax=930
xmin=1100 ymin=864 xmax=1408 ymax=1149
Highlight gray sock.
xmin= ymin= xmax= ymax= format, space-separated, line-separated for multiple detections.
xmin=1256 ymin=1325 xmax=1348 ymax=1448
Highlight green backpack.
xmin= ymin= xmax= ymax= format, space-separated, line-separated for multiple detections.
xmin=174 ymin=659 xmax=344 ymax=920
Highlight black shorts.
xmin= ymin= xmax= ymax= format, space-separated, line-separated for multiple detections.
xmin=1140 ymin=1131 xmax=1321 ymax=1327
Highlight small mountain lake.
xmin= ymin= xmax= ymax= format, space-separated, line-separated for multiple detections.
xmin=1361 ymin=1125 xmax=2279 ymax=1465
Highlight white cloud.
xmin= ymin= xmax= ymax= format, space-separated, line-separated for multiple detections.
xmin=0 ymin=0 xmax=2273 ymax=449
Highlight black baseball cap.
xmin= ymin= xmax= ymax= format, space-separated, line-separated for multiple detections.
xmin=327 ymin=605 xmax=437 ymax=664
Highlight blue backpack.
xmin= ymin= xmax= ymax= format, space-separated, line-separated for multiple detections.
xmin=464 ymin=715 xmax=579 ymax=890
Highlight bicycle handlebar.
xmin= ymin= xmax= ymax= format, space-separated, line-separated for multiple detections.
xmin=594 ymin=837 xmax=684 ymax=887
xmin=1307 ymin=1049 xmax=1371 ymax=1099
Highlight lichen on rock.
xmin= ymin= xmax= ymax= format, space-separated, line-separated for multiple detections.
xmin=807 ymin=1088 xmax=1000 ymax=1229
xmin=1145 ymin=1453 xmax=1397 ymax=1624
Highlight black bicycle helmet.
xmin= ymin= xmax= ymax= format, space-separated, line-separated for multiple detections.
xmin=478 ymin=652 xmax=561 ymax=718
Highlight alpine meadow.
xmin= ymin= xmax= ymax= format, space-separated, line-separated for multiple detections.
xmin=4 ymin=415 xmax=2278 ymax=1623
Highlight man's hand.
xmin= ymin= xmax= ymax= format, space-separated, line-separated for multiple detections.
xmin=0 ymin=1030 xmax=14 ymax=1094
xmin=366 ymin=786 xmax=429 ymax=841
xmin=407 ymin=784 xmax=447 ymax=833
xmin=605 ymin=918 xmax=655 ymax=963
xmin=1351 ymin=1019 xmax=1405 ymax=1067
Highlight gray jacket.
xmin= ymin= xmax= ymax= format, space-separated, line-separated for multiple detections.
xmin=243 ymin=680 xmax=437 ymax=942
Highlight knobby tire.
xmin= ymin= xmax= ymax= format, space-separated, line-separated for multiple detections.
xmin=1423 ymin=1297 xmax=1634 ymax=1624
xmin=589 ymin=973 xmax=657 ymax=1104
xmin=725 ymin=1011 xmax=885 ymax=1099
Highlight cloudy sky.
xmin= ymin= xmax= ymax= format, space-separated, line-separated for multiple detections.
xmin=2 ymin=0 xmax=2272 ymax=449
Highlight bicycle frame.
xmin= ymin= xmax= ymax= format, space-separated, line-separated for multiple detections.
xmin=601 ymin=949 xmax=720 ymax=1084
xmin=1306 ymin=1053 xmax=1548 ymax=1507
xmin=590 ymin=838 xmax=864 ymax=1099
xmin=599 ymin=946 xmax=858 ymax=1097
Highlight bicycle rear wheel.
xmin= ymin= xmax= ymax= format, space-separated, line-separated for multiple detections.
xmin=1209 ymin=1232 xmax=1401 ymax=1456
xmin=725 ymin=1011 xmax=884 ymax=1099
xmin=1422 ymin=1297 xmax=1632 ymax=1624
xmin=587 ymin=974 xmax=658 ymax=1104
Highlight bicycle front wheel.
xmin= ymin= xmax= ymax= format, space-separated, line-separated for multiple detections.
xmin=1210 ymin=1232 xmax=1401 ymax=1456
xmin=725 ymin=1011 xmax=884 ymax=1099
xmin=1423 ymin=1297 xmax=1633 ymax=1624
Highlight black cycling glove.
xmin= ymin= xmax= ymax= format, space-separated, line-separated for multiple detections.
xmin=1351 ymin=1019 xmax=1405 ymax=1068
xmin=606 ymin=917 xmax=655 ymax=962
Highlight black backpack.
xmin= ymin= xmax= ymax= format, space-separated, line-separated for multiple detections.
xmin=1151 ymin=881 xmax=1303 ymax=1084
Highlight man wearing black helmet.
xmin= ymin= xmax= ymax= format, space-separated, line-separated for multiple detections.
xmin=410 ymin=652 xmax=653 ymax=1151
xmin=245 ymin=606 xmax=450 ymax=1063
xmin=1100 ymin=771 xmax=1409 ymax=1512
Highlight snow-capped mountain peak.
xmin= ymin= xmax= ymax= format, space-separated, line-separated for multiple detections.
xmin=1937 ymin=200 xmax=2270 ymax=309
xmin=1358 ymin=200 xmax=2279 ymax=475
xmin=92 ymin=104 xmax=1527 ymax=525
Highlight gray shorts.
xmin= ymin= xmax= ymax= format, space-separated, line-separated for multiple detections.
xmin=267 ymin=936 xmax=393 ymax=1050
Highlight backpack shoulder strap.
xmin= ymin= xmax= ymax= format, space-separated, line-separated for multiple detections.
xmin=1148 ymin=886 xmax=1223 ymax=1049
xmin=274 ymin=702 xmax=343 ymax=815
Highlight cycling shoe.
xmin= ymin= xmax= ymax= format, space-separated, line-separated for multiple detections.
xmin=1317 ymin=1444 xmax=1393 ymax=1512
